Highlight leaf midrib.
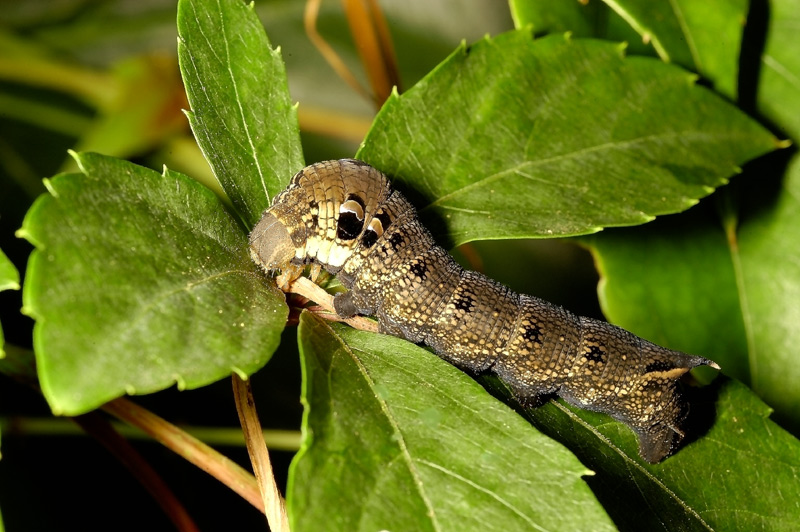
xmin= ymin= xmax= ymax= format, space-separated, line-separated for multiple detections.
xmin=330 ymin=330 xmax=442 ymax=532
xmin=213 ymin=0 xmax=268 ymax=203
xmin=422 ymin=129 xmax=722 ymax=211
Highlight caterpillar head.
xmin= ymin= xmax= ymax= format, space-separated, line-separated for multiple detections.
xmin=249 ymin=212 xmax=296 ymax=272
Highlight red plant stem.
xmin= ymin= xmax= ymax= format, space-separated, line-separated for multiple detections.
xmin=102 ymin=398 xmax=264 ymax=513
xmin=73 ymin=412 xmax=201 ymax=532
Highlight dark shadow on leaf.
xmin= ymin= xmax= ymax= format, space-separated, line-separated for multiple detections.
xmin=679 ymin=372 xmax=724 ymax=449
xmin=479 ymin=372 xmax=727 ymax=532
xmin=388 ymin=174 xmax=457 ymax=250
xmin=734 ymin=146 xmax=795 ymax=228
xmin=738 ymin=0 xmax=769 ymax=117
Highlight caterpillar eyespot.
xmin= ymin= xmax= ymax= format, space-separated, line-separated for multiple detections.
xmin=249 ymin=159 xmax=720 ymax=463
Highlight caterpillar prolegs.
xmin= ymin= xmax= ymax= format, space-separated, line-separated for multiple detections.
xmin=249 ymin=159 xmax=719 ymax=463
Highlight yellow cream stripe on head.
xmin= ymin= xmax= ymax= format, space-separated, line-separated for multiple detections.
xmin=340 ymin=199 xmax=365 ymax=219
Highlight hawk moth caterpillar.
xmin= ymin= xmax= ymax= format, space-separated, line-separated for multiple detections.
xmin=249 ymin=159 xmax=720 ymax=463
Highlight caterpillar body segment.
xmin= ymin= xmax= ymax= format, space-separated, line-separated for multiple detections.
xmin=249 ymin=159 xmax=719 ymax=463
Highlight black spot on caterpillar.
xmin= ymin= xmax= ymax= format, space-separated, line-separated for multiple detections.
xmin=249 ymin=159 xmax=720 ymax=463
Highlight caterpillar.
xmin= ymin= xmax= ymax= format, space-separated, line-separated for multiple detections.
xmin=249 ymin=159 xmax=719 ymax=463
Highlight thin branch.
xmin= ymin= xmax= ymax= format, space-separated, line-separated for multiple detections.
xmin=233 ymin=376 xmax=290 ymax=532
xmin=297 ymin=105 xmax=372 ymax=142
xmin=304 ymin=0 xmax=374 ymax=103
xmin=341 ymin=0 xmax=402 ymax=106
xmin=103 ymin=398 xmax=264 ymax=513
xmin=1 ymin=416 xmax=301 ymax=450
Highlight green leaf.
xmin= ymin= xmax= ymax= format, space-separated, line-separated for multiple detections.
xmin=758 ymin=0 xmax=800 ymax=140
xmin=0 ymin=248 xmax=18 ymax=294
xmin=584 ymin=0 xmax=800 ymax=429
xmin=177 ymin=0 xmax=304 ymax=227
xmin=735 ymin=154 xmax=800 ymax=427
xmin=512 ymin=377 xmax=800 ymax=531
xmin=510 ymin=0 xmax=749 ymax=94
xmin=509 ymin=0 xmax=649 ymax=56
xmin=19 ymin=152 xmax=288 ymax=415
xmin=586 ymin=153 xmax=800 ymax=430
xmin=289 ymin=312 xmax=616 ymax=532
xmin=0 ymin=248 xmax=20 ymax=358
xmin=510 ymin=0 xmax=609 ymax=36
xmin=586 ymin=210 xmax=750 ymax=381
xmin=598 ymin=0 xmax=748 ymax=99
xmin=357 ymin=31 xmax=777 ymax=246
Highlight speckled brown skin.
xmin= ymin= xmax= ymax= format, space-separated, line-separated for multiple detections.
xmin=250 ymin=159 xmax=719 ymax=463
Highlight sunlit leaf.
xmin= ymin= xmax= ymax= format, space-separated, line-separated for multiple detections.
xmin=0 ymin=248 xmax=20 ymax=358
xmin=758 ymin=0 xmax=800 ymax=140
xmin=289 ymin=313 xmax=615 ymax=532
xmin=178 ymin=0 xmax=304 ymax=227
xmin=20 ymin=152 xmax=287 ymax=415
xmin=358 ymin=31 xmax=776 ymax=246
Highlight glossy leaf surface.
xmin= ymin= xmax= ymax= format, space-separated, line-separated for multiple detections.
xmin=178 ymin=0 xmax=304 ymax=227
xmin=0 ymin=248 xmax=20 ymax=358
xmin=358 ymin=31 xmax=776 ymax=246
xmin=289 ymin=313 xmax=616 ymax=532
xmin=20 ymin=152 xmax=287 ymax=415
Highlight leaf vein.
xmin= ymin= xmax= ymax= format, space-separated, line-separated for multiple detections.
xmin=332 ymin=331 xmax=443 ymax=531
xmin=762 ymin=54 xmax=800 ymax=92
xmin=667 ymin=0 xmax=702 ymax=69
xmin=215 ymin=0 xmax=268 ymax=200
xmin=415 ymin=459 xmax=550 ymax=532
xmin=552 ymin=401 xmax=714 ymax=530
xmin=423 ymin=130 xmax=716 ymax=209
